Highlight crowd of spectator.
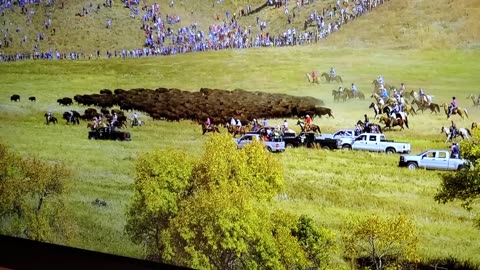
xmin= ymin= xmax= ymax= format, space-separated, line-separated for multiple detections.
xmin=0 ymin=0 xmax=389 ymax=63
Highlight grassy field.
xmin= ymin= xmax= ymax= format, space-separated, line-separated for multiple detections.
xmin=1 ymin=46 xmax=480 ymax=266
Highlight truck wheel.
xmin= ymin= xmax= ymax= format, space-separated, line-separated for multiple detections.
xmin=89 ymin=136 xmax=95 ymax=140
xmin=342 ymin=144 xmax=351 ymax=150
xmin=266 ymin=146 xmax=273 ymax=152
xmin=286 ymin=143 xmax=294 ymax=148
xmin=386 ymin=148 xmax=396 ymax=154
xmin=322 ymin=145 xmax=331 ymax=150
xmin=407 ymin=162 xmax=418 ymax=170
xmin=457 ymin=165 xmax=466 ymax=171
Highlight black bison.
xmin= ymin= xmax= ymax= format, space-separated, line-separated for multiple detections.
xmin=29 ymin=96 xmax=36 ymax=102
xmin=57 ymin=97 xmax=73 ymax=106
xmin=10 ymin=94 xmax=20 ymax=102
xmin=314 ymin=107 xmax=334 ymax=118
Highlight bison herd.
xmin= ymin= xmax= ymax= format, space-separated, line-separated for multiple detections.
xmin=71 ymin=87 xmax=332 ymax=125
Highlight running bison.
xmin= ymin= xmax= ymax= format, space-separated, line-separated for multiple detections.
xmin=10 ymin=94 xmax=20 ymax=102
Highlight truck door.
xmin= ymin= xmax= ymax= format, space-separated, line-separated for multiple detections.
xmin=238 ymin=136 xmax=252 ymax=149
xmin=419 ymin=151 xmax=437 ymax=169
xmin=435 ymin=151 xmax=450 ymax=170
xmin=352 ymin=135 xmax=367 ymax=150
xmin=366 ymin=134 xmax=381 ymax=151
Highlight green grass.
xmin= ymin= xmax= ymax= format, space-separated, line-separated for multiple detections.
xmin=1 ymin=46 xmax=480 ymax=266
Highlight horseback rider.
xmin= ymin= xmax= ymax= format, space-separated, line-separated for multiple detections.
xmin=377 ymin=75 xmax=384 ymax=85
xmin=132 ymin=112 xmax=138 ymax=125
xmin=450 ymin=120 xmax=457 ymax=139
xmin=111 ymin=112 xmax=118 ymax=126
xmin=68 ymin=110 xmax=74 ymax=123
xmin=236 ymin=118 xmax=242 ymax=132
xmin=381 ymin=87 xmax=389 ymax=99
xmin=448 ymin=96 xmax=457 ymax=117
xmin=330 ymin=67 xmax=336 ymax=78
xmin=399 ymin=82 xmax=406 ymax=94
xmin=398 ymin=95 xmax=405 ymax=112
xmin=419 ymin=88 xmax=427 ymax=106
xmin=92 ymin=117 xmax=99 ymax=130
xmin=47 ymin=111 xmax=52 ymax=121
xmin=451 ymin=142 xmax=460 ymax=159
xmin=252 ymin=118 xmax=258 ymax=131
xmin=364 ymin=114 xmax=370 ymax=130
xmin=205 ymin=117 xmax=211 ymax=129
xmin=351 ymin=83 xmax=358 ymax=97
xmin=230 ymin=117 xmax=236 ymax=127
xmin=282 ymin=119 xmax=289 ymax=132
xmin=262 ymin=118 xmax=268 ymax=127
xmin=305 ymin=114 xmax=312 ymax=130
xmin=311 ymin=70 xmax=318 ymax=82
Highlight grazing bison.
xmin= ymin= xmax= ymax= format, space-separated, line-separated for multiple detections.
xmin=29 ymin=96 xmax=36 ymax=102
xmin=314 ymin=107 xmax=334 ymax=118
xmin=100 ymin=89 xmax=113 ymax=95
xmin=10 ymin=94 xmax=20 ymax=102
xmin=57 ymin=97 xmax=73 ymax=106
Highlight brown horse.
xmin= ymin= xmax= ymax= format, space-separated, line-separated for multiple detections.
xmin=227 ymin=125 xmax=248 ymax=137
xmin=321 ymin=72 xmax=343 ymax=84
xmin=441 ymin=103 xmax=469 ymax=120
xmin=412 ymin=99 xmax=440 ymax=114
xmin=296 ymin=120 xmax=321 ymax=133
xmin=202 ymin=123 xmax=220 ymax=135
xmin=379 ymin=116 xmax=408 ymax=130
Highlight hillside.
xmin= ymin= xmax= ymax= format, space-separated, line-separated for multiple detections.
xmin=2 ymin=0 xmax=480 ymax=56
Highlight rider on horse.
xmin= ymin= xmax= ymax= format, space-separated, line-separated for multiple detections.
xmin=351 ymin=83 xmax=358 ymax=97
xmin=419 ymin=88 xmax=428 ymax=106
xmin=305 ymin=114 xmax=312 ymax=130
xmin=364 ymin=114 xmax=370 ymax=130
xmin=448 ymin=97 xmax=457 ymax=117
xmin=311 ymin=70 xmax=318 ymax=83
xmin=450 ymin=120 xmax=457 ymax=138
xmin=236 ymin=118 xmax=242 ymax=132
xmin=252 ymin=118 xmax=259 ymax=132
xmin=450 ymin=142 xmax=460 ymax=159
xmin=282 ymin=120 xmax=289 ymax=133
xmin=47 ymin=111 xmax=52 ymax=121
xmin=132 ymin=112 xmax=139 ymax=126
xmin=205 ymin=117 xmax=211 ymax=129
xmin=330 ymin=67 xmax=336 ymax=78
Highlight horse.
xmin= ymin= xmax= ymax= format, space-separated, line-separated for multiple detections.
xmin=412 ymin=99 xmax=440 ymax=113
xmin=379 ymin=115 xmax=408 ymax=131
xmin=296 ymin=120 xmax=321 ymax=133
xmin=131 ymin=118 xmax=143 ymax=127
xmin=44 ymin=113 xmax=58 ymax=125
xmin=63 ymin=111 xmax=81 ymax=125
xmin=370 ymin=93 xmax=385 ymax=106
xmin=305 ymin=73 xmax=319 ymax=84
xmin=472 ymin=122 xmax=480 ymax=130
xmin=369 ymin=102 xmax=383 ymax=119
xmin=371 ymin=80 xmax=392 ymax=92
xmin=321 ymin=72 xmax=343 ymax=84
xmin=466 ymin=94 xmax=480 ymax=107
xmin=356 ymin=120 xmax=382 ymax=134
xmin=403 ymin=104 xmax=416 ymax=116
xmin=440 ymin=126 xmax=471 ymax=143
xmin=411 ymin=91 xmax=434 ymax=106
xmin=441 ymin=103 xmax=469 ymax=120
xmin=227 ymin=124 xmax=248 ymax=137
xmin=332 ymin=89 xmax=345 ymax=102
xmin=202 ymin=123 xmax=220 ymax=135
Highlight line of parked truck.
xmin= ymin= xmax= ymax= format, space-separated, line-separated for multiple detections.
xmin=233 ymin=127 xmax=469 ymax=171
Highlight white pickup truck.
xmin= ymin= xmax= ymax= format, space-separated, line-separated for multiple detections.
xmin=399 ymin=150 xmax=469 ymax=170
xmin=342 ymin=133 xmax=410 ymax=154
xmin=319 ymin=129 xmax=357 ymax=149
xmin=234 ymin=134 xmax=285 ymax=152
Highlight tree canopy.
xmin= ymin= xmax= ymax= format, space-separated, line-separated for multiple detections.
xmin=126 ymin=134 xmax=336 ymax=269
xmin=435 ymin=128 xmax=480 ymax=227
xmin=0 ymin=141 xmax=73 ymax=242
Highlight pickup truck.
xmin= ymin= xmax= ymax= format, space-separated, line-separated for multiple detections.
xmin=234 ymin=134 xmax=285 ymax=152
xmin=319 ymin=129 xmax=357 ymax=149
xmin=283 ymin=132 xmax=340 ymax=150
xmin=342 ymin=133 xmax=410 ymax=154
xmin=399 ymin=150 xmax=469 ymax=170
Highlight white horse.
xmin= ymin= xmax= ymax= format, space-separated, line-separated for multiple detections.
xmin=440 ymin=126 xmax=471 ymax=143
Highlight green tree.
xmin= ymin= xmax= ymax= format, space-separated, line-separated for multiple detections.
xmin=342 ymin=214 xmax=418 ymax=270
xmin=126 ymin=134 xmax=336 ymax=269
xmin=435 ymin=129 xmax=480 ymax=227
xmin=0 ymin=141 xmax=73 ymax=242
